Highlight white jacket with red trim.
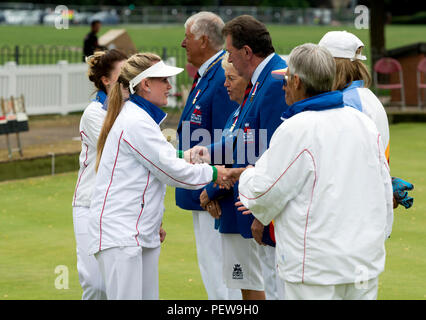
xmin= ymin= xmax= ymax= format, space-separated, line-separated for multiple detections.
xmin=88 ymin=100 xmax=214 ymax=254
xmin=238 ymin=106 xmax=393 ymax=285
xmin=342 ymin=81 xmax=391 ymax=161
xmin=72 ymin=100 xmax=106 ymax=208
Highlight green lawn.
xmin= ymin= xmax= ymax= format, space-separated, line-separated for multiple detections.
xmin=0 ymin=122 xmax=425 ymax=300
xmin=0 ymin=23 xmax=425 ymax=57
xmin=1 ymin=23 xmax=423 ymax=90
xmin=377 ymin=123 xmax=426 ymax=300
xmin=0 ymin=172 xmax=205 ymax=300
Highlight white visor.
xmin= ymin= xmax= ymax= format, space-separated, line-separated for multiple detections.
xmin=129 ymin=60 xmax=184 ymax=94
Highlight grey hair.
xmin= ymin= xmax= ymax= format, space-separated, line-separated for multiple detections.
xmin=184 ymin=11 xmax=225 ymax=51
xmin=287 ymin=43 xmax=336 ymax=96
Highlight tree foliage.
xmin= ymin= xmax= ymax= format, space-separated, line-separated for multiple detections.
xmin=6 ymin=0 xmax=313 ymax=7
xmin=4 ymin=0 xmax=422 ymax=16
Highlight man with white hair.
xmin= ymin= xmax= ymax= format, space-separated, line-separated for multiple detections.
xmin=175 ymin=11 xmax=239 ymax=300
xmin=236 ymin=43 xmax=394 ymax=300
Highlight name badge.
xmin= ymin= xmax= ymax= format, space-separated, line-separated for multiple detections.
xmin=190 ymin=105 xmax=203 ymax=125
xmin=243 ymin=123 xmax=254 ymax=144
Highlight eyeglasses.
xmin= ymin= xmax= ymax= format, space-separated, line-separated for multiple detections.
xmin=283 ymin=74 xmax=289 ymax=87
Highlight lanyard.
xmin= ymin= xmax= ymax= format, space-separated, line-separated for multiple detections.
xmin=204 ymin=53 xmax=224 ymax=75
xmin=229 ymin=81 xmax=258 ymax=132
xmin=229 ymin=108 xmax=240 ymax=133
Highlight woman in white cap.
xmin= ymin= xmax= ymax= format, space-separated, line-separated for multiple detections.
xmin=87 ymin=52 xmax=232 ymax=300
xmin=72 ymin=49 xmax=127 ymax=300
xmin=319 ymin=31 xmax=414 ymax=210
xmin=318 ymin=31 xmax=390 ymax=159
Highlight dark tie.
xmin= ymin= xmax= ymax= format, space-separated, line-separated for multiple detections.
xmin=241 ymin=82 xmax=253 ymax=109
xmin=190 ymin=72 xmax=201 ymax=93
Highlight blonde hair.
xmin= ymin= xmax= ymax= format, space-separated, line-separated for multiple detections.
xmin=221 ymin=52 xmax=232 ymax=70
xmin=95 ymin=52 xmax=161 ymax=171
xmin=332 ymin=47 xmax=372 ymax=91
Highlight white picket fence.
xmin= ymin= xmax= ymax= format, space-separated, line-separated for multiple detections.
xmin=0 ymin=58 xmax=178 ymax=116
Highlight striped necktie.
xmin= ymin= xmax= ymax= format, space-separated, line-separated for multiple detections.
xmin=241 ymin=82 xmax=253 ymax=109
xmin=190 ymin=72 xmax=201 ymax=94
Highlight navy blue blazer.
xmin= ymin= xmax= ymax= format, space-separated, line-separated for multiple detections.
xmin=175 ymin=50 xmax=238 ymax=211
xmin=205 ymin=53 xmax=289 ymax=241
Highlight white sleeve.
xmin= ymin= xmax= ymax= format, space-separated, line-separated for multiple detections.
xmin=124 ymin=119 xmax=214 ymax=190
xmin=238 ymin=121 xmax=315 ymax=226
xmin=379 ymin=135 xmax=394 ymax=240
xmin=80 ymin=103 xmax=105 ymax=146
xmin=361 ymin=89 xmax=390 ymax=159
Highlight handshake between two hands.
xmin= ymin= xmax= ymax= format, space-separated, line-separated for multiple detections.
xmin=182 ymin=145 xmax=254 ymax=220
xmin=199 ymin=167 xmax=253 ymax=220
xmin=182 ymin=146 xmax=235 ymax=189
xmin=213 ymin=166 xmax=246 ymax=190
xmin=183 ymin=145 xmax=248 ymax=190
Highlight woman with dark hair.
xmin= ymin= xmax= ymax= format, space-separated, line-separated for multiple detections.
xmin=72 ymin=49 xmax=127 ymax=300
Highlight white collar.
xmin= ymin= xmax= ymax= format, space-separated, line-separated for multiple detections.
xmin=198 ymin=50 xmax=224 ymax=78
xmin=251 ymin=53 xmax=275 ymax=85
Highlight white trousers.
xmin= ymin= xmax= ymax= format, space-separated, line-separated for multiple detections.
xmin=95 ymin=246 xmax=161 ymax=300
xmin=258 ymin=244 xmax=283 ymax=300
xmin=192 ymin=210 xmax=241 ymax=300
xmin=72 ymin=206 xmax=107 ymax=300
xmin=283 ymin=277 xmax=379 ymax=300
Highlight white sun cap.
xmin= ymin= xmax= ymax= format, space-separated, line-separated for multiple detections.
xmin=129 ymin=60 xmax=184 ymax=94
xmin=318 ymin=31 xmax=367 ymax=61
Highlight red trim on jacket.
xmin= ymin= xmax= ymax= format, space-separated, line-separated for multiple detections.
xmin=123 ymin=138 xmax=211 ymax=187
xmin=239 ymin=149 xmax=317 ymax=283
xmin=135 ymin=171 xmax=151 ymax=246
xmin=99 ymin=130 xmax=123 ymax=251
xmin=73 ymin=131 xmax=89 ymax=207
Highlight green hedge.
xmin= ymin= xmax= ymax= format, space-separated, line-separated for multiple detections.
xmin=391 ymin=12 xmax=426 ymax=24
xmin=387 ymin=112 xmax=426 ymax=124
xmin=0 ymin=153 xmax=79 ymax=182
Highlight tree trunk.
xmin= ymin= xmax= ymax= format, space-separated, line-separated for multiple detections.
xmin=369 ymin=0 xmax=386 ymax=75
